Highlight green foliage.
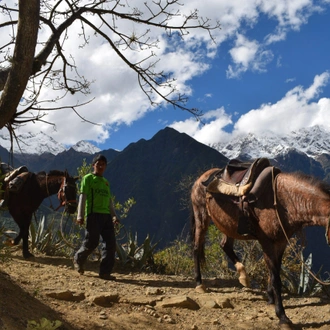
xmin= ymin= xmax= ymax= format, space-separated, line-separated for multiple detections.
xmin=29 ymin=216 xmax=67 ymax=256
xmin=203 ymin=225 xmax=234 ymax=278
xmin=76 ymin=158 xmax=92 ymax=180
xmin=280 ymin=237 xmax=329 ymax=296
xmin=116 ymin=230 xmax=158 ymax=270
xmin=114 ymin=197 xmax=136 ymax=220
xmin=27 ymin=318 xmax=62 ymax=330
xmin=154 ymin=239 xmax=193 ymax=275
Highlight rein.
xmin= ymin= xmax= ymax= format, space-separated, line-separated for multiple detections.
xmin=58 ymin=177 xmax=77 ymax=210
xmin=46 ymin=174 xmax=76 ymax=211
xmin=45 ymin=174 xmax=55 ymax=210
xmin=59 ymin=208 xmax=79 ymax=249
xmin=272 ymin=171 xmax=330 ymax=286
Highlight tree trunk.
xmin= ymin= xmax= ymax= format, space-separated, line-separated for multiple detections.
xmin=0 ymin=0 xmax=40 ymax=129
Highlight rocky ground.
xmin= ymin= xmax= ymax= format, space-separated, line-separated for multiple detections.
xmin=1 ymin=251 xmax=330 ymax=330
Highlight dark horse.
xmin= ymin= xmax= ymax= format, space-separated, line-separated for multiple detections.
xmin=6 ymin=170 xmax=78 ymax=259
xmin=191 ymin=168 xmax=330 ymax=329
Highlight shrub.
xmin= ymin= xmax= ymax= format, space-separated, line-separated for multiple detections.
xmin=154 ymin=239 xmax=194 ymax=275
xmin=27 ymin=318 xmax=62 ymax=330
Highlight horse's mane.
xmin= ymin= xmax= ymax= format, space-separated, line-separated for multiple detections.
xmin=48 ymin=170 xmax=66 ymax=176
xmin=36 ymin=170 xmax=66 ymax=177
xmin=291 ymin=171 xmax=330 ymax=196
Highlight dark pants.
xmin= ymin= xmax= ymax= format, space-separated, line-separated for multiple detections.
xmin=74 ymin=213 xmax=116 ymax=275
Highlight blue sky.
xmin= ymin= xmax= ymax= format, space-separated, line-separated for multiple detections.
xmin=1 ymin=0 xmax=330 ymax=152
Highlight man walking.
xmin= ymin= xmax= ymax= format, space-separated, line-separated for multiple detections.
xmin=74 ymin=154 xmax=119 ymax=280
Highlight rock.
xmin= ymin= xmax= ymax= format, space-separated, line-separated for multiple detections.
xmin=146 ymin=287 xmax=164 ymax=295
xmin=46 ymin=290 xmax=85 ymax=302
xmin=201 ymin=300 xmax=220 ymax=309
xmin=90 ymin=294 xmax=119 ymax=307
xmin=99 ymin=311 xmax=108 ymax=320
xmin=119 ymin=295 xmax=161 ymax=306
xmin=195 ymin=284 xmax=207 ymax=293
xmin=163 ymin=314 xmax=175 ymax=324
xmin=217 ymin=298 xmax=234 ymax=309
xmin=156 ymin=296 xmax=200 ymax=310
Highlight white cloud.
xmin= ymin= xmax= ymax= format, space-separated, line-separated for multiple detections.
xmin=170 ymin=107 xmax=233 ymax=145
xmin=226 ymin=34 xmax=274 ymax=78
xmin=233 ymin=72 xmax=330 ymax=136
xmin=170 ymin=72 xmax=330 ymax=145
xmin=230 ymin=34 xmax=259 ymax=67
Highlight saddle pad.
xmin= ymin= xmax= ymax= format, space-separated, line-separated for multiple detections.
xmin=207 ymin=179 xmax=252 ymax=196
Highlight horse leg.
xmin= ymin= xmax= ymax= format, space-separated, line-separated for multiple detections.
xmin=220 ymin=236 xmax=250 ymax=287
xmin=17 ymin=215 xmax=34 ymax=259
xmin=191 ymin=205 xmax=210 ymax=293
xmin=263 ymin=246 xmax=292 ymax=328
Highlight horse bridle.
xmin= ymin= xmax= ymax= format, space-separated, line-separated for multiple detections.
xmin=45 ymin=174 xmax=77 ymax=211
xmin=56 ymin=176 xmax=77 ymax=211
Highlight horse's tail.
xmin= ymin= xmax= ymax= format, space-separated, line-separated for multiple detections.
xmin=190 ymin=201 xmax=206 ymax=267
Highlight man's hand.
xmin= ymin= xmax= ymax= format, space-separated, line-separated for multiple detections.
xmin=76 ymin=218 xmax=84 ymax=226
xmin=112 ymin=216 xmax=120 ymax=225
xmin=112 ymin=216 xmax=121 ymax=233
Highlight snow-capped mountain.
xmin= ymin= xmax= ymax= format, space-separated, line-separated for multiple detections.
xmin=1 ymin=125 xmax=329 ymax=159
xmin=212 ymin=125 xmax=330 ymax=160
xmin=71 ymin=140 xmax=101 ymax=154
xmin=0 ymin=131 xmax=100 ymax=155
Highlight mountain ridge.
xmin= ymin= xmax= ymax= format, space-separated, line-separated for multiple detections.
xmin=0 ymin=131 xmax=101 ymax=156
xmin=1 ymin=125 xmax=329 ymax=162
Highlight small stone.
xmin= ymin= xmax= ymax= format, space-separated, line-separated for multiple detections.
xmin=163 ymin=315 xmax=175 ymax=324
xmin=218 ymin=298 xmax=234 ymax=309
xmin=146 ymin=287 xmax=164 ymax=295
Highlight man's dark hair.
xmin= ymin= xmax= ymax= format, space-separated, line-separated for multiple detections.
xmin=92 ymin=154 xmax=107 ymax=165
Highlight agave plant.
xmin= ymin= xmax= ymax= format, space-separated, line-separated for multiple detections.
xmin=27 ymin=318 xmax=62 ymax=330
xmin=116 ymin=230 xmax=158 ymax=270
xmin=29 ymin=216 xmax=65 ymax=255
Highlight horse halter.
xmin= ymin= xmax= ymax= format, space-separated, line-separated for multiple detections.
xmin=57 ymin=176 xmax=77 ymax=214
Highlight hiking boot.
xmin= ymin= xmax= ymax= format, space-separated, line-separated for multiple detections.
xmin=99 ymin=273 xmax=116 ymax=280
xmin=73 ymin=260 xmax=84 ymax=275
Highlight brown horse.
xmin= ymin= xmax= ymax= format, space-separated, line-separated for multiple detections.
xmin=191 ymin=168 xmax=330 ymax=329
xmin=6 ymin=170 xmax=78 ymax=259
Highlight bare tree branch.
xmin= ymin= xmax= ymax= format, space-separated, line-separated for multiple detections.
xmin=0 ymin=0 xmax=221 ymax=133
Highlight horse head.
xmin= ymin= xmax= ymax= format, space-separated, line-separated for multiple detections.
xmin=57 ymin=171 xmax=78 ymax=214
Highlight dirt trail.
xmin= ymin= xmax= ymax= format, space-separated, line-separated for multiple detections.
xmin=1 ymin=251 xmax=330 ymax=330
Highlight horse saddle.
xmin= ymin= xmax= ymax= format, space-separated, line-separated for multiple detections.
xmin=205 ymin=158 xmax=271 ymax=197
xmin=5 ymin=166 xmax=29 ymax=193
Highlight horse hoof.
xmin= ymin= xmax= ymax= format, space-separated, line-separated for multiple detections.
xmin=23 ymin=252 xmax=34 ymax=259
xmin=195 ymin=284 xmax=207 ymax=293
xmin=239 ymin=276 xmax=251 ymax=288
